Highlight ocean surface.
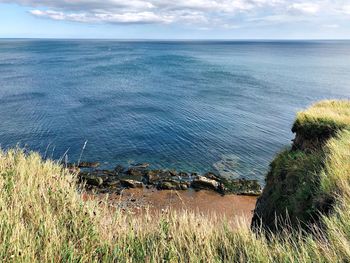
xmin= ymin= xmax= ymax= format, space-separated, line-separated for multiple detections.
xmin=1 ymin=40 xmax=350 ymax=182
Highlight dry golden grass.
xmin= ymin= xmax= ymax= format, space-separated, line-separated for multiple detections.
xmin=297 ymin=100 xmax=350 ymax=124
xmin=294 ymin=100 xmax=350 ymax=133
xmin=0 ymin=145 xmax=349 ymax=262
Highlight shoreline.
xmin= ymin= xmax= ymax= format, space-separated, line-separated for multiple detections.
xmin=72 ymin=161 xmax=263 ymax=196
xmin=83 ymin=188 xmax=257 ymax=224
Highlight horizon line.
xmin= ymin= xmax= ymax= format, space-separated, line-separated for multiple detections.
xmin=1 ymin=38 xmax=350 ymax=43
xmin=1 ymin=37 xmax=350 ymax=41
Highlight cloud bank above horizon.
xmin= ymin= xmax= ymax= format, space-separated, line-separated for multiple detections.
xmin=1 ymin=0 xmax=350 ymax=28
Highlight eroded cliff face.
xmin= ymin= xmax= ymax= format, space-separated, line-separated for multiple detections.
xmin=251 ymin=135 xmax=330 ymax=232
xmin=251 ymin=100 xmax=350 ymax=233
xmin=291 ymin=122 xmax=341 ymax=152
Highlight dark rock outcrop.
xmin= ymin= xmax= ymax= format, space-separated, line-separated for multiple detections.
xmin=78 ymin=162 xmax=100 ymax=168
xmin=80 ymin=173 xmax=104 ymax=186
xmin=120 ymin=179 xmax=143 ymax=188
xmin=156 ymin=180 xmax=189 ymax=190
xmin=114 ymin=165 xmax=125 ymax=174
xmin=191 ymin=176 xmax=220 ymax=191
xmin=73 ymin=163 xmax=262 ymax=196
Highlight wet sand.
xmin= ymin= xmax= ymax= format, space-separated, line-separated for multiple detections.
xmin=84 ymin=188 xmax=257 ymax=222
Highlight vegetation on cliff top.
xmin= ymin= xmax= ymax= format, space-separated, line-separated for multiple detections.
xmin=0 ymin=99 xmax=349 ymax=262
xmin=252 ymin=99 xmax=350 ymax=232
xmin=292 ymin=100 xmax=350 ymax=137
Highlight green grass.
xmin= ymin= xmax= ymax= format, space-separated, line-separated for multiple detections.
xmin=253 ymin=100 xmax=350 ymax=232
xmin=256 ymin=149 xmax=325 ymax=228
xmin=292 ymin=100 xmax=350 ymax=138
xmin=0 ymin=99 xmax=350 ymax=262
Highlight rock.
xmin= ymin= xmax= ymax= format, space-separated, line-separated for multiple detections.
xmin=144 ymin=170 xmax=181 ymax=184
xmin=180 ymin=184 xmax=189 ymax=190
xmin=78 ymin=161 xmax=100 ymax=168
xmin=222 ymin=179 xmax=262 ymax=196
xmin=156 ymin=179 xmax=187 ymax=190
xmin=120 ymin=179 xmax=143 ymax=188
xmin=169 ymin=170 xmax=177 ymax=176
xmin=191 ymin=176 xmax=220 ymax=191
xmin=131 ymin=163 xmax=150 ymax=169
xmin=157 ymin=181 xmax=177 ymax=190
xmin=97 ymin=170 xmax=115 ymax=176
xmin=67 ymin=165 xmax=80 ymax=174
xmin=114 ymin=165 xmax=125 ymax=174
xmin=144 ymin=170 xmax=162 ymax=184
xmin=80 ymin=174 xmax=104 ymax=186
xmin=159 ymin=170 xmax=171 ymax=178
xmin=204 ymin=172 xmax=220 ymax=181
xmin=178 ymin=172 xmax=188 ymax=177
xmin=95 ymin=188 xmax=107 ymax=194
xmin=65 ymin=163 xmax=75 ymax=168
xmin=127 ymin=167 xmax=146 ymax=177
xmin=104 ymin=178 xmax=120 ymax=187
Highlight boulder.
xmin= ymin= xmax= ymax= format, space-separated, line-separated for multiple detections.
xmin=144 ymin=170 xmax=178 ymax=184
xmin=66 ymin=165 xmax=80 ymax=174
xmin=190 ymin=172 xmax=198 ymax=177
xmin=156 ymin=179 xmax=188 ymax=190
xmin=222 ymin=179 xmax=262 ymax=196
xmin=105 ymin=180 xmax=120 ymax=187
xmin=78 ymin=161 xmax=100 ymax=168
xmin=169 ymin=170 xmax=177 ymax=176
xmin=131 ymin=163 xmax=150 ymax=169
xmin=126 ymin=168 xmax=143 ymax=177
xmin=159 ymin=170 xmax=171 ymax=178
xmin=97 ymin=169 xmax=115 ymax=176
xmin=144 ymin=170 xmax=162 ymax=184
xmin=204 ymin=172 xmax=220 ymax=181
xmin=191 ymin=176 xmax=220 ymax=191
xmin=120 ymin=179 xmax=143 ymax=188
xmin=80 ymin=174 xmax=104 ymax=186
xmin=103 ymin=177 xmax=120 ymax=187
xmin=114 ymin=165 xmax=125 ymax=174
xmin=178 ymin=172 xmax=188 ymax=177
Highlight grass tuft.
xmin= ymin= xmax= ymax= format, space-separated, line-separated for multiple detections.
xmin=292 ymin=100 xmax=350 ymax=138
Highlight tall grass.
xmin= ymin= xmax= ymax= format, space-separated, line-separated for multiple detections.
xmin=0 ymin=147 xmax=349 ymax=262
xmin=293 ymin=100 xmax=350 ymax=137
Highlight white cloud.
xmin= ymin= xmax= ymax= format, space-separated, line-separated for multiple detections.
xmin=0 ymin=0 xmax=348 ymax=28
xmin=341 ymin=4 xmax=350 ymax=15
xmin=30 ymin=10 xmax=173 ymax=24
xmin=21 ymin=0 xmax=283 ymax=26
xmin=288 ymin=3 xmax=320 ymax=14
xmin=323 ymin=24 xmax=339 ymax=28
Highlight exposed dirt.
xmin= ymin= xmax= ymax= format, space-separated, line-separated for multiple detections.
xmin=83 ymin=188 xmax=257 ymax=222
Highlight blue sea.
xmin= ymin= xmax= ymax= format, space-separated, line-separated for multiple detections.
xmin=1 ymin=40 xmax=350 ymax=182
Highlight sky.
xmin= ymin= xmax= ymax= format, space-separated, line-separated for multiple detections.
xmin=0 ymin=0 xmax=350 ymax=39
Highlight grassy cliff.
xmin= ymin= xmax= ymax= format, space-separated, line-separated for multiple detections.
xmin=0 ymin=100 xmax=350 ymax=262
xmin=252 ymin=100 xmax=350 ymax=232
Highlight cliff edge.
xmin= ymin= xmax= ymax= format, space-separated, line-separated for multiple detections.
xmin=251 ymin=100 xmax=350 ymax=232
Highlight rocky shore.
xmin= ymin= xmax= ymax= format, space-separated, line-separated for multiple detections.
xmin=66 ymin=162 xmax=262 ymax=196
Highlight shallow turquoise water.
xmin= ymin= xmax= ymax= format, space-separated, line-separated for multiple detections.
xmin=0 ymin=40 xmax=350 ymax=182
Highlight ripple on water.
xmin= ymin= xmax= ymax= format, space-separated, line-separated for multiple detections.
xmin=213 ymin=154 xmax=240 ymax=179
